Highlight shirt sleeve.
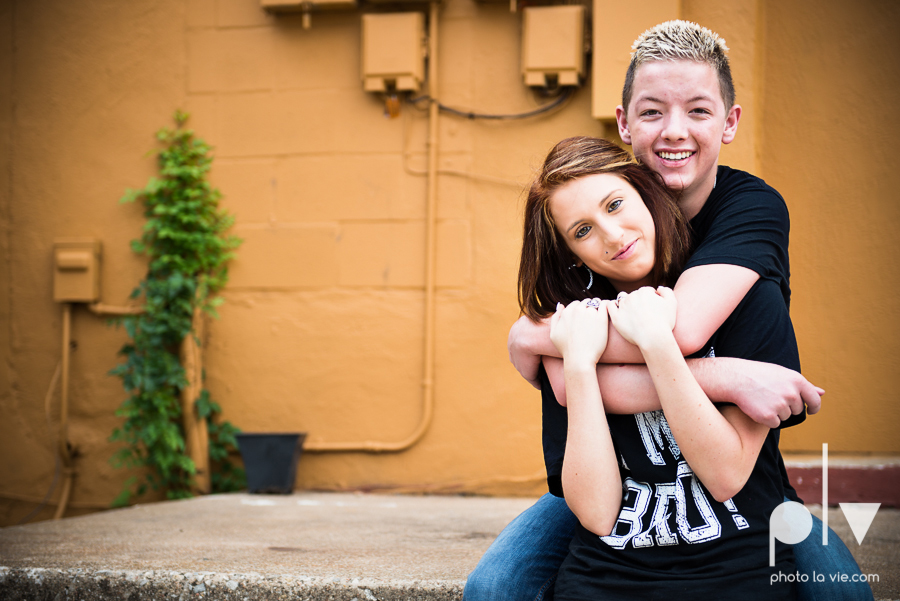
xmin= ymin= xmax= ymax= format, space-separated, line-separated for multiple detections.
xmin=685 ymin=187 xmax=791 ymax=299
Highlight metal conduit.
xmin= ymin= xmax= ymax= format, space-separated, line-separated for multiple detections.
xmin=53 ymin=303 xmax=74 ymax=520
xmin=305 ymin=1 xmax=441 ymax=453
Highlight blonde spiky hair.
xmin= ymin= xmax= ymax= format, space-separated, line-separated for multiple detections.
xmin=622 ymin=20 xmax=735 ymax=112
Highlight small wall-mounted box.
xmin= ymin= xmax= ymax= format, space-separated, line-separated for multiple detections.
xmin=53 ymin=238 xmax=101 ymax=303
xmin=522 ymin=5 xmax=586 ymax=87
xmin=361 ymin=12 xmax=426 ymax=93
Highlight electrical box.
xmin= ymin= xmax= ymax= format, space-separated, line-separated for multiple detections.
xmin=522 ymin=5 xmax=585 ymax=88
xmin=53 ymin=238 xmax=101 ymax=303
xmin=361 ymin=12 xmax=426 ymax=93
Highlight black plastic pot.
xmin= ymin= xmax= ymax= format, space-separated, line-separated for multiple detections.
xmin=236 ymin=432 xmax=307 ymax=494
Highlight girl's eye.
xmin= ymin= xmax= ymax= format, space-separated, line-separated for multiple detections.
xmin=575 ymin=225 xmax=591 ymax=239
xmin=608 ymin=199 xmax=623 ymax=212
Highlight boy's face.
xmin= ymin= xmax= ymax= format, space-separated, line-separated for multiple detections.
xmin=615 ymin=60 xmax=741 ymax=215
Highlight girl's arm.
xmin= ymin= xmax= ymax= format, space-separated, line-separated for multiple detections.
xmin=508 ymin=264 xmax=758 ymax=379
xmin=549 ymin=301 xmax=623 ymax=536
xmin=608 ymin=287 xmax=768 ymax=502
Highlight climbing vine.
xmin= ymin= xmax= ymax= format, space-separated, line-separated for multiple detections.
xmin=110 ymin=111 xmax=244 ymax=505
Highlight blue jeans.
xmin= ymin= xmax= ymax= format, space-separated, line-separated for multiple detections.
xmin=463 ymin=493 xmax=873 ymax=601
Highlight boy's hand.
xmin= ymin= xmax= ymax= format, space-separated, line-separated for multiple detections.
xmin=550 ymin=300 xmax=611 ymax=370
xmin=508 ymin=315 xmax=553 ymax=389
xmin=607 ymin=286 xmax=677 ymax=350
xmin=723 ymin=360 xmax=824 ymax=428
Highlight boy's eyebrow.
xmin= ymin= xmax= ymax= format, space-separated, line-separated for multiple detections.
xmin=636 ymin=94 xmax=716 ymax=105
xmin=565 ymin=190 xmax=618 ymax=233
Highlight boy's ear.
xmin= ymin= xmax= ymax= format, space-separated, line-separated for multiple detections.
xmin=615 ymin=106 xmax=632 ymax=145
xmin=722 ymin=104 xmax=742 ymax=145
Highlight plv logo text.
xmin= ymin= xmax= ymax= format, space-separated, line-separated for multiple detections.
xmin=769 ymin=444 xmax=880 ymax=566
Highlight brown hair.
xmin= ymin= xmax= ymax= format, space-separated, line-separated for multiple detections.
xmin=622 ymin=20 xmax=735 ymax=113
xmin=518 ymin=136 xmax=691 ymax=320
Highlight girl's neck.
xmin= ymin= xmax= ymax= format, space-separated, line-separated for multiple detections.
xmin=612 ymin=275 xmax=654 ymax=295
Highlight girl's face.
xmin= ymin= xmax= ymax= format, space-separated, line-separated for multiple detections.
xmin=549 ymin=173 xmax=656 ymax=293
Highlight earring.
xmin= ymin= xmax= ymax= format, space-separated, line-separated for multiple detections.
xmin=569 ymin=263 xmax=593 ymax=290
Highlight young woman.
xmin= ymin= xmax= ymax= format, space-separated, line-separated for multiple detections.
xmin=519 ymin=136 xmax=798 ymax=599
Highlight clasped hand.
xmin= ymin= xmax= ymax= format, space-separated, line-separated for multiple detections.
xmin=607 ymin=286 xmax=677 ymax=350
xmin=549 ymin=299 xmax=612 ymax=368
xmin=550 ymin=287 xmax=677 ymax=365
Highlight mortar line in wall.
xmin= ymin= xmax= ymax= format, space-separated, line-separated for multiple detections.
xmin=209 ymin=151 xmax=417 ymax=161
xmin=212 ymin=24 xmax=281 ymax=32
xmin=752 ymin=0 xmax=767 ymax=177
xmin=4 ymin=0 xmax=20 ymax=409
xmin=193 ymin=86 xmax=375 ymax=97
xmin=219 ymin=286 xmax=457 ymax=293
xmin=233 ymin=218 xmax=459 ymax=228
xmin=182 ymin=0 xmax=190 ymax=101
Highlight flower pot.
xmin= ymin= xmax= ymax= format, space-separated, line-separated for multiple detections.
xmin=235 ymin=432 xmax=307 ymax=494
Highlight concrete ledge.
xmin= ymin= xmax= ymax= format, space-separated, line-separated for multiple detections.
xmin=0 ymin=493 xmax=532 ymax=601
xmin=0 ymin=567 xmax=463 ymax=601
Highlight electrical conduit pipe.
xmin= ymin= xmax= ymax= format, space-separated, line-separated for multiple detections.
xmin=304 ymin=1 xmax=441 ymax=453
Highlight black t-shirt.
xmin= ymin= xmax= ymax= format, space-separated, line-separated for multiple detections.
xmin=542 ymin=166 xmax=803 ymax=498
xmin=553 ymin=279 xmax=799 ymax=601
xmin=686 ymin=166 xmax=792 ymax=307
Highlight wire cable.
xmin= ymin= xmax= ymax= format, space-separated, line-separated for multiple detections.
xmin=409 ymin=86 xmax=575 ymax=120
xmin=16 ymin=362 xmax=63 ymax=525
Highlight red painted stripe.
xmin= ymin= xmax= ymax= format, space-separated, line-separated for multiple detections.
xmin=787 ymin=465 xmax=900 ymax=507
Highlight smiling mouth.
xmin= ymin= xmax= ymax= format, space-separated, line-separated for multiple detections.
xmin=612 ymin=240 xmax=637 ymax=260
xmin=657 ymin=151 xmax=694 ymax=161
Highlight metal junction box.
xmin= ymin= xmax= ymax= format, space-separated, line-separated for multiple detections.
xmin=522 ymin=5 xmax=586 ymax=88
xmin=361 ymin=12 xmax=426 ymax=93
xmin=53 ymin=238 xmax=101 ymax=303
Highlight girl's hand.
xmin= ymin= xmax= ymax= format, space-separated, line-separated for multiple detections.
xmin=549 ymin=299 xmax=610 ymax=369
xmin=607 ymin=286 xmax=677 ymax=350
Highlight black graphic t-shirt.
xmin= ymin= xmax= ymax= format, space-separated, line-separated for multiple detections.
xmin=685 ymin=166 xmax=792 ymax=308
xmin=542 ymin=166 xmax=804 ymax=499
xmin=553 ymin=278 xmax=800 ymax=600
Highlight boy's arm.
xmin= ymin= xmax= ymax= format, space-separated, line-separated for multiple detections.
xmin=544 ymin=355 xmax=822 ymax=429
xmin=512 ymin=263 xmax=821 ymax=424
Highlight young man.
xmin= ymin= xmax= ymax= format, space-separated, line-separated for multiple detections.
xmin=464 ymin=21 xmax=871 ymax=601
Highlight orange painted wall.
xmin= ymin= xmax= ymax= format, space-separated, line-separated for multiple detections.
xmin=756 ymin=0 xmax=900 ymax=451
xmin=0 ymin=0 xmax=897 ymax=525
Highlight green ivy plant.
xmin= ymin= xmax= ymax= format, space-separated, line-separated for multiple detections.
xmin=110 ymin=111 xmax=244 ymax=506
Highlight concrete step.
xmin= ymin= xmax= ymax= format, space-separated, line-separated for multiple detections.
xmin=0 ymin=492 xmax=532 ymax=601
xmin=1 ymin=492 xmax=898 ymax=600
xmin=0 ymin=568 xmax=463 ymax=600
